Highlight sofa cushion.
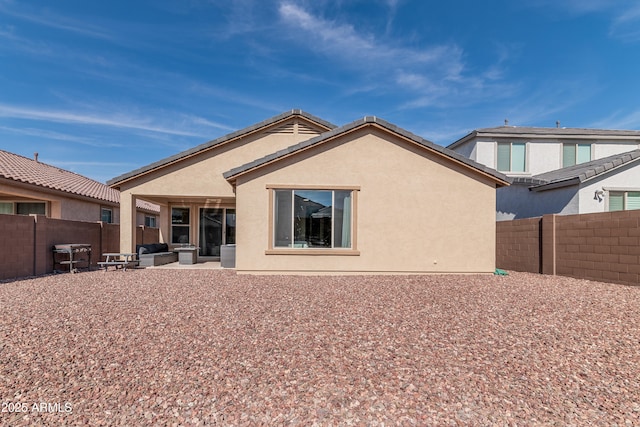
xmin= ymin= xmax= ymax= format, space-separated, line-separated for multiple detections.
xmin=136 ymin=243 xmax=170 ymax=256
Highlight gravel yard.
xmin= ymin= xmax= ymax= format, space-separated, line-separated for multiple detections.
xmin=1 ymin=270 xmax=639 ymax=426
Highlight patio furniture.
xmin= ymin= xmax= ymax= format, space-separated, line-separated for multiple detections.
xmin=176 ymin=246 xmax=198 ymax=265
xmin=220 ymin=244 xmax=236 ymax=268
xmin=98 ymin=253 xmax=138 ymax=271
xmin=52 ymin=244 xmax=92 ymax=273
xmin=136 ymin=243 xmax=178 ymax=267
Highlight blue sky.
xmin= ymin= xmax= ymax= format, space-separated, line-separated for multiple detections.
xmin=1 ymin=0 xmax=640 ymax=183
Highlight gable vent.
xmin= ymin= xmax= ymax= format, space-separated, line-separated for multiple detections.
xmin=265 ymin=123 xmax=295 ymax=134
xmin=297 ymin=122 xmax=320 ymax=135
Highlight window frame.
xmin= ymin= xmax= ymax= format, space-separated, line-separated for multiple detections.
xmin=0 ymin=202 xmax=14 ymax=214
xmin=101 ymin=207 xmax=113 ymax=223
xmin=496 ymin=141 xmax=527 ymax=173
xmin=171 ymin=206 xmax=191 ymax=245
xmin=562 ymin=142 xmax=592 ymax=168
xmin=266 ymin=185 xmax=360 ymax=256
xmin=607 ymin=189 xmax=640 ymax=212
xmin=0 ymin=201 xmax=48 ymax=216
xmin=144 ymin=215 xmax=157 ymax=227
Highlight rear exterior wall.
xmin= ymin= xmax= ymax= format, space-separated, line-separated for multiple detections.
xmin=234 ymin=129 xmax=499 ymax=274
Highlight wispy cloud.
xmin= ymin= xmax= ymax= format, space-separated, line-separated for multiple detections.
xmin=0 ymin=104 xmax=231 ymax=137
xmin=0 ymin=1 xmax=114 ymax=40
xmin=609 ymin=4 xmax=640 ymax=41
xmin=590 ymin=110 xmax=640 ymax=130
xmin=278 ymin=2 xmax=452 ymax=66
xmin=534 ymin=1 xmax=640 ymax=42
xmin=0 ymin=126 xmax=121 ymax=147
xmin=47 ymin=160 xmax=139 ymax=168
xmin=276 ymin=2 xmax=506 ymax=108
xmin=186 ymin=82 xmax=284 ymax=114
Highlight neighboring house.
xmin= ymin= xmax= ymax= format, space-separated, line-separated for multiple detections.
xmin=0 ymin=149 xmax=159 ymax=224
xmin=448 ymin=126 xmax=640 ymax=220
xmin=108 ymin=110 xmax=508 ymax=274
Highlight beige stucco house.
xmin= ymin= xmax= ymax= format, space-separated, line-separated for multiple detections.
xmin=0 ymin=149 xmax=159 ymax=224
xmin=108 ymin=110 xmax=508 ymax=274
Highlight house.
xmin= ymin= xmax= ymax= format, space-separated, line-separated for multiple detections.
xmin=108 ymin=110 xmax=508 ymax=274
xmin=447 ymin=126 xmax=640 ymax=220
xmin=0 ymin=149 xmax=159 ymax=224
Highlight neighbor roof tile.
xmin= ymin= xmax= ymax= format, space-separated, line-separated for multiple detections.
xmin=0 ymin=150 xmax=159 ymax=213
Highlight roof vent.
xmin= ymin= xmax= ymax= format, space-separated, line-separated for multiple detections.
xmin=34 ymin=152 xmax=39 ymax=162
xmin=556 ymin=120 xmax=560 ymax=128
xmin=504 ymin=119 xmax=509 ymax=126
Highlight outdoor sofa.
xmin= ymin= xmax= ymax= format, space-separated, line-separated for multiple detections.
xmin=136 ymin=243 xmax=178 ymax=267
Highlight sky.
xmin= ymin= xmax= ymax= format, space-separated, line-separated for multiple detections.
xmin=1 ymin=0 xmax=640 ymax=183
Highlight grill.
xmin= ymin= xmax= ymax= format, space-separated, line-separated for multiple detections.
xmin=52 ymin=244 xmax=92 ymax=273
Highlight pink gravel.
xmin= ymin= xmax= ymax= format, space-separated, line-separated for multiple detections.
xmin=0 ymin=269 xmax=639 ymax=426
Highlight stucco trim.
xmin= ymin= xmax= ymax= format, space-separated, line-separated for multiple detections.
xmin=602 ymin=186 xmax=640 ymax=192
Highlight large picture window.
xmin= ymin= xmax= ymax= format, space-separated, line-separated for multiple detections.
xmin=274 ymin=189 xmax=352 ymax=249
xmin=171 ymin=207 xmax=190 ymax=244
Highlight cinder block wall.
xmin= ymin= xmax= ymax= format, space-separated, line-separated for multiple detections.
xmin=0 ymin=215 xmax=159 ymax=281
xmin=142 ymin=227 xmax=159 ymax=244
xmin=135 ymin=226 xmax=160 ymax=245
xmin=496 ymin=217 xmax=541 ymax=273
xmin=497 ymin=210 xmax=640 ymax=286
xmin=38 ymin=217 xmax=102 ymax=275
xmin=0 ymin=214 xmax=35 ymax=280
xmin=555 ymin=211 xmax=640 ymax=285
xmin=102 ymin=223 xmax=120 ymax=256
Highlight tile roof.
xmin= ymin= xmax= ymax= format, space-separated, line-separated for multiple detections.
xmin=0 ymin=150 xmax=160 ymax=212
xmin=473 ymin=126 xmax=640 ymax=137
xmin=135 ymin=199 xmax=160 ymax=213
xmin=0 ymin=150 xmax=120 ymax=203
xmin=448 ymin=126 xmax=640 ymax=149
xmin=513 ymin=149 xmax=640 ymax=191
xmin=223 ymin=116 xmax=510 ymax=186
xmin=108 ymin=109 xmax=336 ymax=187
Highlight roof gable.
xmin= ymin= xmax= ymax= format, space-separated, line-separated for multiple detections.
xmin=108 ymin=110 xmax=336 ymax=187
xmin=223 ymin=116 xmax=509 ymax=186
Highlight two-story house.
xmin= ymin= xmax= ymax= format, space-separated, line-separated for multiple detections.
xmin=448 ymin=125 xmax=640 ymax=220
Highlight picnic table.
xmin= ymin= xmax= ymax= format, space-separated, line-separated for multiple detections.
xmin=98 ymin=253 xmax=138 ymax=271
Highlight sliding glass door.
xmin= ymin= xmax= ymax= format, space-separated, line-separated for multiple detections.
xmin=199 ymin=208 xmax=235 ymax=257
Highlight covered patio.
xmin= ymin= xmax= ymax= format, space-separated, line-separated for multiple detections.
xmin=108 ymin=110 xmax=335 ymax=258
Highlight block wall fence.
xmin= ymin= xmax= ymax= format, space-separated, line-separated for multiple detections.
xmin=496 ymin=210 xmax=640 ymax=286
xmin=3 ymin=211 xmax=638 ymax=284
xmin=0 ymin=214 xmax=159 ymax=281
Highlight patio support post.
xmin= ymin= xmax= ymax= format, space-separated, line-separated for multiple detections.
xmin=159 ymin=204 xmax=170 ymax=244
xmin=120 ymin=191 xmax=137 ymax=254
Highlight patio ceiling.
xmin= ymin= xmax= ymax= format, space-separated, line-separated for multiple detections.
xmin=133 ymin=195 xmax=236 ymax=206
